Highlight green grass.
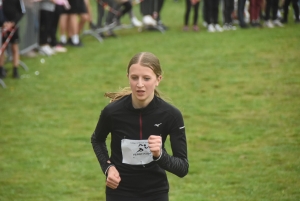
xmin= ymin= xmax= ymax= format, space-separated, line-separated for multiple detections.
xmin=1 ymin=1 xmax=300 ymax=200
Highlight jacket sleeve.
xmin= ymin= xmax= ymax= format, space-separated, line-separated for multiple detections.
xmin=154 ymin=109 xmax=189 ymax=178
xmin=91 ymin=107 xmax=113 ymax=175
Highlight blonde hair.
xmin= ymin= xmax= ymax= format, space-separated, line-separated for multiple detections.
xmin=105 ymin=52 xmax=163 ymax=102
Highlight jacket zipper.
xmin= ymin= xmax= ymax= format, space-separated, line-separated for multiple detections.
xmin=139 ymin=112 xmax=142 ymax=139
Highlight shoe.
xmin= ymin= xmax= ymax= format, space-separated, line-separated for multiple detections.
xmin=131 ymin=17 xmax=142 ymax=27
xmin=53 ymin=45 xmax=67 ymax=53
xmin=214 ymin=24 xmax=223 ymax=32
xmin=182 ymin=25 xmax=189 ymax=31
xmin=240 ymin=23 xmax=249 ymax=28
xmin=12 ymin=68 xmax=20 ymax=79
xmin=68 ymin=38 xmax=83 ymax=47
xmin=0 ymin=67 xmax=7 ymax=78
xmin=23 ymin=50 xmax=37 ymax=58
xmin=89 ymin=22 xmax=97 ymax=30
xmin=281 ymin=19 xmax=287 ymax=24
xmin=70 ymin=41 xmax=83 ymax=47
xmin=273 ymin=19 xmax=284 ymax=27
xmin=223 ymin=23 xmax=230 ymax=31
xmin=59 ymin=41 xmax=67 ymax=46
xmin=143 ymin=15 xmax=157 ymax=26
xmin=203 ymin=21 xmax=208 ymax=27
xmin=99 ymin=33 xmax=105 ymax=38
xmin=264 ymin=20 xmax=274 ymax=28
xmin=207 ymin=24 xmax=216 ymax=32
xmin=193 ymin=25 xmax=199 ymax=32
xmin=157 ymin=21 xmax=168 ymax=30
xmin=228 ymin=23 xmax=237 ymax=30
xmin=251 ymin=22 xmax=262 ymax=28
xmin=40 ymin=45 xmax=54 ymax=56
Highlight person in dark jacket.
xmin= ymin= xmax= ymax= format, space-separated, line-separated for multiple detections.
xmin=0 ymin=0 xmax=25 ymax=79
xmin=91 ymin=52 xmax=189 ymax=201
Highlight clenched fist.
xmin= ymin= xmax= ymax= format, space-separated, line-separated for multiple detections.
xmin=148 ymin=135 xmax=162 ymax=158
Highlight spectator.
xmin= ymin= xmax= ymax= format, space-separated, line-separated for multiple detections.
xmin=183 ymin=0 xmax=200 ymax=31
xmin=140 ymin=0 xmax=168 ymax=30
xmin=238 ymin=0 xmax=249 ymax=28
xmin=84 ymin=0 xmax=97 ymax=30
xmin=204 ymin=0 xmax=223 ymax=32
xmin=264 ymin=0 xmax=284 ymax=27
xmin=281 ymin=0 xmax=300 ymax=23
xmin=223 ymin=0 xmax=237 ymax=30
xmin=59 ymin=0 xmax=89 ymax=46
xmin=249 ymin=0 xmax=262 ymax=27
xmin=0 ymin=0 xmax=25 ymax=79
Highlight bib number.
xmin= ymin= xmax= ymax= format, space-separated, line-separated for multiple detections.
xmin=121 ymin=139 xmax=153 ymax=165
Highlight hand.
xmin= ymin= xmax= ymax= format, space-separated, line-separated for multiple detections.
xmin=3 ymin=22 xmax=14 ymax=31
xmin=106 ymin=166 xmax=121 ymax=189
xmin=148 ymin=135 xmax=162 ymax=158
xmin=190 ymin=0 xmax=199 ymax=5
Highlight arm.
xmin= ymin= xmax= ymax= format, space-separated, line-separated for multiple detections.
xmin=149 ymin=110 xmax=189 ymax=178
xmin=91 ymin=107 xmax=113 ymax=175
xmin=91 ymin=107 xmax=121 ymax=189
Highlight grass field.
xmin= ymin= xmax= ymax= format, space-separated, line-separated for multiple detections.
xmin=1 ymin=1 xmax=300 ymax=201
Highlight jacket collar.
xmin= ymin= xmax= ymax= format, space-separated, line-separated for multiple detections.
xmin=124 ymin=94 xmax=160 ymax=113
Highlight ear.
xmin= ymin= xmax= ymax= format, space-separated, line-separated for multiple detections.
xmin=156 ymin=75 xmax=162 ymax=86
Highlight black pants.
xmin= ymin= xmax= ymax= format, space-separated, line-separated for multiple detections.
xmin=106 ymin=193 xmax=169 ymax=201
xmin=238 ymin=0 xmax=247 ymax=25
xmin=223 ymin=0 xmax=234 ymax=23
xmin=49 ymin=5 xmax=63 ymax=47
xmin=283 ymin=0 xmax=300 ymax=21
xmin=39 ymin=10 xmax=54 ymax=45
xmin=265 ymin=0 xmax=279 ymax=21
xmin=203 ymin=0 xmax=220 ymax=24
xmin=184 ymin=0 xmax=200 ymax=25
xmin=140 ymin=0 xmax=164 ymax=20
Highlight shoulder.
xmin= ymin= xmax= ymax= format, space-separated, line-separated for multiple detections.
xmin=102 ymin=95 xmax=130 ymax=114
xmin=156 ymin=97 xmax=182 ymax=117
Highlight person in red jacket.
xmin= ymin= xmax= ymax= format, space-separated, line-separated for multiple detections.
xmin=0 ymin=0 xmax=25 ymax=79
xmin=91 ymin=52 xmax=189 ymax=201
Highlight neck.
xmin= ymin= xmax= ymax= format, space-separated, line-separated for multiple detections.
xmin=131 ymin=94 xmax=154 ymax=109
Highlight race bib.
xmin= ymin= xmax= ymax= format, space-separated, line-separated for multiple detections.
xmin=121 ymin=139 xmax=153 ymax=165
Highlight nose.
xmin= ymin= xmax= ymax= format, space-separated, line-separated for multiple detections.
xmin=137 ymin=78 xmax=144 ymax=87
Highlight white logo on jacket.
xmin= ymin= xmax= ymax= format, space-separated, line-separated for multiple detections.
xmin=154 ymin=123 xmax=162 ymax=127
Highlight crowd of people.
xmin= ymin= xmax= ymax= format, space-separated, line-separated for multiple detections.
xmin=0 ymin=0 xmax=299 ymax=80
xmin=184 ymin=0 xmax=300 ymax=32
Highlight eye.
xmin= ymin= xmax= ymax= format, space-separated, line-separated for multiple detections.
xmin=144 ymin=77 xmax=150 ymax=81
xmin=131 ymin=76 xmax=138 ymax=80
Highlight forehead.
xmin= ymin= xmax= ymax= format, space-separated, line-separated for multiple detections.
xmin=128 ymin=63 xmax=155 ymax=75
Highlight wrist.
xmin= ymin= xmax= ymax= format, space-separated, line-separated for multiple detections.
xmin=153 ymin=149 xmax=163 ymax=161
xmin=105 ymin=164 xmax=115 ymax=176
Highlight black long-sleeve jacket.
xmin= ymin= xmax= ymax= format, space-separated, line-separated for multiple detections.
xmin=1 ymin=0 xmax=25 ymax=25
xmin=91 ymin=95 xmax=189 ymax=197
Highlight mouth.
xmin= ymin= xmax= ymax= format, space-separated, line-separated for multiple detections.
xmin=136 ymin=90 xmax=145 ymax=96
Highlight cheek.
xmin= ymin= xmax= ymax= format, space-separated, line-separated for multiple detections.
xmin=129 ymin=80 xmax=135 ymax=88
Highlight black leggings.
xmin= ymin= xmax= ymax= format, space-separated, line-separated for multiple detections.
xmin=184 ymin=0 xmax=200 ymax=25
xmin=106 ymin=193 xmax=169 ymax=201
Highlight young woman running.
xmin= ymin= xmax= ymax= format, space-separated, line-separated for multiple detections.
xmin=91 ymin=52 xmax=189 ymax=201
